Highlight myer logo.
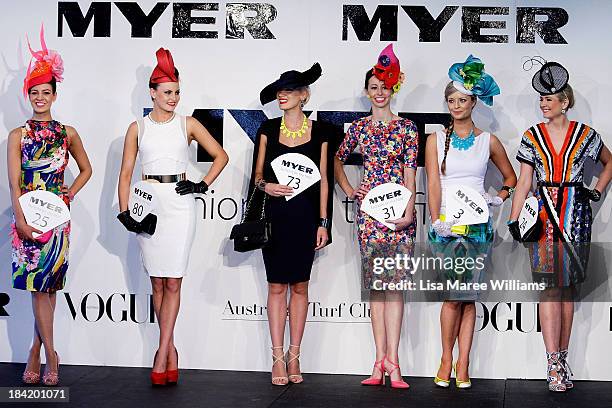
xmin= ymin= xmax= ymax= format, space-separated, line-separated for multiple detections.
xmin=342 ymin=5 xmax=569 ymax=44
xmin=58 ymin=2 xmax=277 ymax=39
xmin=456 ymin=189 xmax=485 ymax=215
xmin=64 ymin=293 xmax=155 ymax=323
xmin=369 ymin=190 xmax=402 ymax=205
xmin=30 ymin=197 xmax=64 ymax=214
xmin=281 ymin=160 xmax=314 ymax=174
xmin=0 ymin=293 xmax=10 ymax=317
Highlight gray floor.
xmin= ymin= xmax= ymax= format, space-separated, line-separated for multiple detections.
xmin=1 ymin=363 xmax=611 ymax=408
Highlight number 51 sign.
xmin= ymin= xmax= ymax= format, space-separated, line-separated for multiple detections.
xmin=19 ymin=190 xmax=70 ymax=237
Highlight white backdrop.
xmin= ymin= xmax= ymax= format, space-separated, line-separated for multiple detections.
xmin=1 ymin=0 xmax=612 ymax=380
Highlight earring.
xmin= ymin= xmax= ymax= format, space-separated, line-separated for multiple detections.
xmin=300 ymin=100 xmax=305 ymax=108
xmin=561 ymin=108 xmax=566 ymax=114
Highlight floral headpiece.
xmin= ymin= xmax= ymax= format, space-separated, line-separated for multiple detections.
xmin=23 ymin=24 xmax=64 ymax=97
xmin=448 ymin=55 xmax=499 ymax=106
xmin=372 ymin=44 xmax=405 ymax=94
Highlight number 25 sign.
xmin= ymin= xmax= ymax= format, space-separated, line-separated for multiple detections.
xmin=19 ymin=190 xmax=70 ymax=237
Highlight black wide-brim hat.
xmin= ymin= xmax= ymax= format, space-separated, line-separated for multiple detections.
xmin=259 ymin=63 xmax=322 ymax=105
xmin=532 ymin=62 xmax=569 ymax=96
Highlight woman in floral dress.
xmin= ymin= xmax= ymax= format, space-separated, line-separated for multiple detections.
xmin=335 ymin=44 xmax=418 ymax=389
xmin=7 ymin=26 xmax=92 ymax=386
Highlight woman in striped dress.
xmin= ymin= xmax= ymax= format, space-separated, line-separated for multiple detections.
xmin=508 ymin=61 xmax=612 ymax=391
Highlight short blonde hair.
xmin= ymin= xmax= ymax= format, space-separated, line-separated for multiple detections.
xmin=555 ymin=84 xmax=575 ymax=110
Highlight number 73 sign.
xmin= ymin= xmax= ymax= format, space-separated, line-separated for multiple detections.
xmin=271 ymin=153 xmax=321 ymax=201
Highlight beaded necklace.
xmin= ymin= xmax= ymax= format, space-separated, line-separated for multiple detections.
xmin=280 ymin=115 xmax=308 ymax=139
xmin=450 ymin=128 xmax=475 ymax=150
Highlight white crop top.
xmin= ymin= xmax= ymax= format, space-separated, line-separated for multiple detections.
xmin=436 ymin=129 xmax=490 ymax=212
xmin=137 ymin=114 xmax=189 ymax=175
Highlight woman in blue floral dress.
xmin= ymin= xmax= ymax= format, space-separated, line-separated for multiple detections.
xmin=335 ymin=45 xmax=418 ymax=389
xmin=7 ymin=27 xmax=92 ymax=386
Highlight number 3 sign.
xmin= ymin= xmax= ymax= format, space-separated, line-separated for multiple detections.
xmin=18 ymin=190 xmax=70 ymax=237
xmin=128 ymin=181 xmax=157 ymax=223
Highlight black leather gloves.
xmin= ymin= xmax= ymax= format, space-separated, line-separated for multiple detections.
xmin=117 ymin=211 xmax=157 ymax=235
xmin=507 ymin=220 xmax=522 ymax=242
xmin=175 ymin=180 xmax=208 ymax=195
xmin=118 ymin=211 xmax=142 ymax=233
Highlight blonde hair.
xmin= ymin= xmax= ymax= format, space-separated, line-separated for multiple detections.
xmin=440 ymin=82 xmax=476 ymax=175
xmin=555 ymin=84 xmax=575 ymax=110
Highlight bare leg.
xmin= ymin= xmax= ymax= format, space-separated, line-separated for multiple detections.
xmin=559 ymin=291 xmax=574 ymax=350
xmin=383 ymin=291 xmax=404 ymax=382
xmin=152 ymin=278 xmax=182 ymax=373
xmin=436 ymin=301 xmax=461 ymax=380
xmin=31 ymin=292 xmax=58 ymax=376
xmin=455 ymin=302 xmax=476 ymax=381
xmin=367 ymin=290 xmax=386 ymax=380
xmin=287 ymin=281 xmax=309 ymax=380
xmin=268 ymin=283 xmax=288 ymax=384
xmin=540 ymin=290 xmax=562 ymax=353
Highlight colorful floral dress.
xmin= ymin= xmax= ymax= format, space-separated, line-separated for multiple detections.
xmin=11 ymin=120 xmax=70 ymax=292
xmin=336 ymin=117 xmax=418 ymax=288
xmin=517 ymin=121 xmax=603 ymax=287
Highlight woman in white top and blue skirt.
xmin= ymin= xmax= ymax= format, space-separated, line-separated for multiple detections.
xmin=117 ymin=48 xmax=228 ymax=386
xmin=425 ymin=56 xmax=516 ymax=389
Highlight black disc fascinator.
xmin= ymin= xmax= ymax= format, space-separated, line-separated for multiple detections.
xmin=259 ymin=63 xmax=322 ymax=105
xmin=531 ymin=61 xmax=570 ymax=96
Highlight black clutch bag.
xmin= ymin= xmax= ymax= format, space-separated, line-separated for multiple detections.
xmin=230 ymin=188 xmax=271 ymax=252
xmin=140 ymin=213 xmax=158 ymax=236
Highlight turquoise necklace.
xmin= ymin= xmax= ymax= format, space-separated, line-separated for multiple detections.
xmin=450 ymin=128 xmax=475 ymax=151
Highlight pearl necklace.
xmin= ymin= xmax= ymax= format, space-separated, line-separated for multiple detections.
xmin=147 ymin=112 xmax=175 ymax=125
xmin=280 ymin=115 xmax=308 ymax=139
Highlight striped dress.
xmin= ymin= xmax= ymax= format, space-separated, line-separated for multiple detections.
xmin=517 ymin=121 xmax=603 ymax=287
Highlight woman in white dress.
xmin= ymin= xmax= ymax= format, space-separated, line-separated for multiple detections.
xmin=426 ymin=55 xmax=515 ymax=389
xmin=117 ymin=48 xmax=228 ymax=386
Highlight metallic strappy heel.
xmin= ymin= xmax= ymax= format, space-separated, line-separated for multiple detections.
xmin=271 ymin=346 xmax=288 ymax=386
xmin=286 ymin=345 xmax=303 ymax=384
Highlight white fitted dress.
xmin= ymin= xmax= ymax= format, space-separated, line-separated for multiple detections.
xmin=136 ymin=114 xmax=196 ymax=278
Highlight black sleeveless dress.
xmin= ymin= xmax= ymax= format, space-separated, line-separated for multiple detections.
xmin=253 ymin=118 xmax=331 ymax=283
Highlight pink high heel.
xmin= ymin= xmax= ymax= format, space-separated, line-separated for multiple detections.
xmin=42 ymin=352 xmax=60 ymax=386
xmin=361 ymin=359 xmax=385 ymax=386
xmin=383 ymin=356 xmax=409 ymax=389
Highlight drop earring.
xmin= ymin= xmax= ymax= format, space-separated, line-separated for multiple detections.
xmin=561 ymin=108 xmax=567 ymax=114
xmin=300 ymin=100 xmax=305 ymax=109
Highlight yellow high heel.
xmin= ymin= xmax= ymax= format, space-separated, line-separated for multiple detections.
xmin=453 ymin=362 xmax=472 ymax=389
xmin=433 ymin=360 xmax=451 ymax=388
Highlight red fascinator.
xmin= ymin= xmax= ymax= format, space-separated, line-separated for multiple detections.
xmin=23 ymin=24 xmax=64 ymax=97
xmin=150 ymin=48 xmax=178 ymax=84
xmin=372 ymin=44 xmax=405 ymax=93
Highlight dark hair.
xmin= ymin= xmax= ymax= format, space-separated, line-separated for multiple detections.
xmin=28 ymin=77 xmax=57 ymax=95
xmin=364 ymin=69 xmax=375 ymax=89
xmin=148 ymin=68 xmax=180 ymax=89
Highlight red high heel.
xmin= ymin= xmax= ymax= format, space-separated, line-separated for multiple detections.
xmin=361 ymin=358 xmax=385 ymax=386
xmin=151 ymin=351 xmax=167 ymax=386
xmin=383 ymin=356 xmax=409 ymax=389
xmin=166 ymin=349 xmax=179 ymax=385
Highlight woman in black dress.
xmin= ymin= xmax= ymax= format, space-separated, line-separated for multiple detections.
xmin=251 ymin=63 xmax=333 ymax=385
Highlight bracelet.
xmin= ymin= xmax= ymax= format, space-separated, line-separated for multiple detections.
xmin=255 ymin=179 xmax=267 ymax=191
xmin=319 ymin=218 xmax=330 ymax=229
xmin=501 ymin=185 xmax=515 ymax=197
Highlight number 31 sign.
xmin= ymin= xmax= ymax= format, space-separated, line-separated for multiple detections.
xmin=18 ymin=190 xmax=70 ymax=237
